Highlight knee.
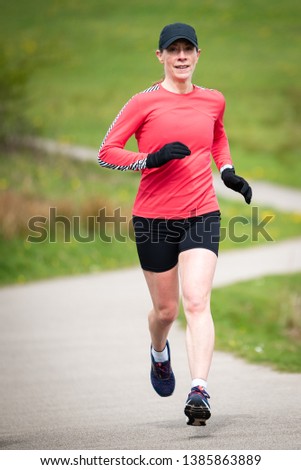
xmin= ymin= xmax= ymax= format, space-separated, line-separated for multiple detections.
xmin=183 ymin=292 xmax=210 ymax=317
xmin=154 ymin=301 xmax=178 ymax=325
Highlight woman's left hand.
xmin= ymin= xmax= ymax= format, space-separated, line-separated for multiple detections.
xmin=221 ymin=168 xmax=252 ymax=204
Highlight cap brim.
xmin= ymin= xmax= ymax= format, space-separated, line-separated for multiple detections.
xmin=160 ymin=35 xmax=198 ymax=49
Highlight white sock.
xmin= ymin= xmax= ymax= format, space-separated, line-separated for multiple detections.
xmin=152 ymin=345 xmax=168 ymax=362
xmin=191 ymin=378 xmax=208 ymax=389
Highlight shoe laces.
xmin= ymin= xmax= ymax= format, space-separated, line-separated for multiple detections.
xmin=153 ymin=360 xmax=171 ymax=379
xmin=190 ymin=386 xmax=210 ymax=400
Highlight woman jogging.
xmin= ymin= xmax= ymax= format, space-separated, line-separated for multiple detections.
xmin=98 ymin=22 xmax=252 ymax=426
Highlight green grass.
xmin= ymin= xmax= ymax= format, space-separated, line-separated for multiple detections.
xmin=212 ymin=273 xmax=301 ymax=372
xmin=179 ymin=273 xmax=301 ymax=372
xmin=0 ymin=235 xmax=138 ymax=285
xmin=0 ymin=0 xmax=300 ymax=186
xmin=0 ymin=149 xmax=140 ymax=208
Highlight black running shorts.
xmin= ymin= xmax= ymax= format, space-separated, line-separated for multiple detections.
xmin=132 ymin=211 xmax=221 ymax=273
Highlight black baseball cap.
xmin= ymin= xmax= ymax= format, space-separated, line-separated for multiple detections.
xmin=158 ymin=23 xmax=198 ymax=50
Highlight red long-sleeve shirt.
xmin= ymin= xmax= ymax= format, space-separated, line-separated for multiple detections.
xmin=98 ymin=83 xmax=233 ymax=218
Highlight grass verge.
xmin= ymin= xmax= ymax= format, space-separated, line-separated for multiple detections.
xmin=179 ymin=273 xmax=301 ymax=373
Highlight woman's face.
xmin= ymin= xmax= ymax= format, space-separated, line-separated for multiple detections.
xmin=156 ymin=40 xmax=201 ymax=83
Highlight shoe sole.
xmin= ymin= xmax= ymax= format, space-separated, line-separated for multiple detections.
xmin=184 ymin=403 xmax=211 ymax=426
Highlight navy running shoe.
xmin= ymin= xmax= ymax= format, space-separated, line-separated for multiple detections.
xmin=184 ymin=386 xmax=211 ymax=426
xmin=150 ymin=340 xmax=175 ymax=397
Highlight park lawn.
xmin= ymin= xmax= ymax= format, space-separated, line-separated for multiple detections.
xmin=179 ymin=272 xmax=301 ymax=373
xmin=0 ymin=0 xmax=300 ymax=187
xmin=0 ymin=234 xmax=139 ymax=286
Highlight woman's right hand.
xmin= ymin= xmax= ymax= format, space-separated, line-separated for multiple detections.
xmin=146 ymin=142 xmax=191 ymax=168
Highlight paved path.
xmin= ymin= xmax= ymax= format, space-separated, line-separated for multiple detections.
xmin=1 ymin=238 xmax=301 ymax=450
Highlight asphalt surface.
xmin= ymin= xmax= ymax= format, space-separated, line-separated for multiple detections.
xmin=1 ymin=238 xmax=301 ymax=450
xmin=1 ymin=139 xmax=301 ymax=450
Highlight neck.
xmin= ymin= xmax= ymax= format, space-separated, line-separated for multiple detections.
xmin=161 ymin=78 xmax=193 ymax=94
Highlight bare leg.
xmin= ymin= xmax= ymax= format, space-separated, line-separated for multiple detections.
xmin=179 ymin=248 xmax=217 ymax=381
xmin=143 ymin=265 xmax=180 ymax=352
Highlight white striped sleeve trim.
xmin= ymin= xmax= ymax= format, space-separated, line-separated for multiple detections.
xmin=98 ymin=157 xmax=147 ymax=171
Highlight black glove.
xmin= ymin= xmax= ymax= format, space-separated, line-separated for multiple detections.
xmin=221 ymin=167 xmax=252 ymax=204
xmin=146 ymin=142 xmax=191 ymax=169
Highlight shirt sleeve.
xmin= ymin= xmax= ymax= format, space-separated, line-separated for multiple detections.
xmin=97 ymin=94 xmax=148 ymax=171
xmin=211 ymin=93 xmax=233 ymax=171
